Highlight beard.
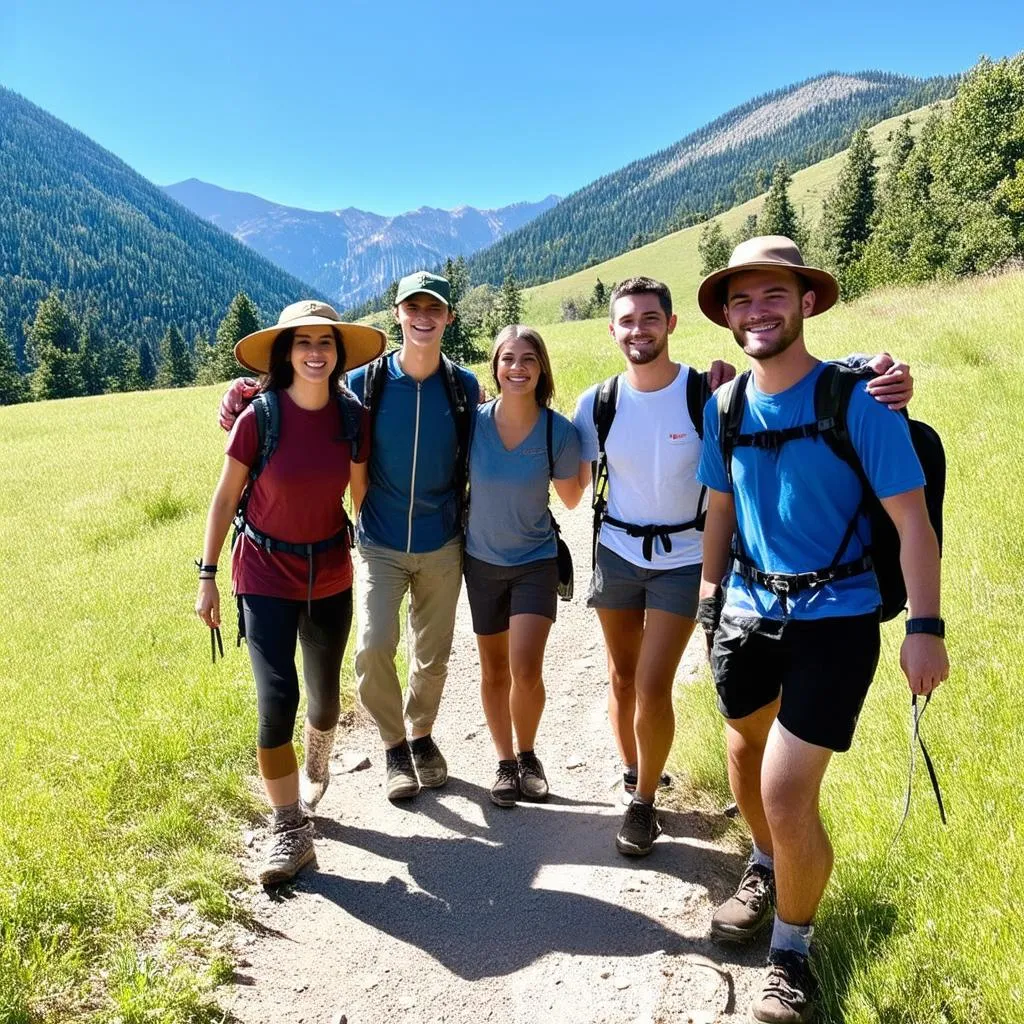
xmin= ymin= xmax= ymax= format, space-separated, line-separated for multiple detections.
xmin=730 ymin=313 xmax=803 ymax=361
xmin=624 ymin=332 xmax=668 ymax=365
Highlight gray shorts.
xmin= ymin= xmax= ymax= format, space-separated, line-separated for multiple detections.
xmin=587 ymin=544 xmax=701 ymax=619
xmin=463 ymin=554 xmax=559 ymax=635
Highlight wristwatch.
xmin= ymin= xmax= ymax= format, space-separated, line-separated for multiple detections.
xmin=906 ymin=617 xmax=945 ymax=638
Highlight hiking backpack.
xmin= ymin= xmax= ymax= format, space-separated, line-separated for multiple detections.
xmin=715 ymin=363 xmax=946 ymax=620
xmin=362 ymin=352 xmax=474 ymax=516
xmin=544 ymin=408 xmax=574 ymax=601
xmin=590 ymin=367 xmax=713 ymax=564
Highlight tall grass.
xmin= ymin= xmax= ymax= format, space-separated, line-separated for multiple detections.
xmin=2 ymin=271 xmax=1021 ymax=1022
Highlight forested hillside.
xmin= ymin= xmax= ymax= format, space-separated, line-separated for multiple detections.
xmin=464 ymin=71 xmax=954 ymax=288
xmin=0 ymin=87 xmax=321 ymax=365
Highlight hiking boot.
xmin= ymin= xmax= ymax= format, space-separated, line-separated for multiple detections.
xmin=490 ymin=759 xmax=520 ymax=807
xmin=258 ymin=818 xmax=315 ymax=886
xmin=385 ymin=740 xmax=420 ymax=801
xmin=410 ymin=735 xmax=448 ymax=788
xmin=711 ymin=860 xmax=776 ymax=943
xmin=615 ymin=799 xmax=663 ymax=856
xmin=517 ymin=750 xmax=549 ymax=802
xmin=621 ymin=768 xmax=672 ymax=806
xmin=750 ymin=948 xmax=818 ymax=1023
xmin=298 ymin=720 xmax=336 ymax=814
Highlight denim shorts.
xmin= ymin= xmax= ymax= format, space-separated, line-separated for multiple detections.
xmin=586 ymin=543 xmax=701 ymax=619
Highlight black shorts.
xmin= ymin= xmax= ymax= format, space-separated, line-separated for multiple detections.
xmin=711 ymin=611 xmax=881 ymax=752
xmin=463 ymin=553 xmax=558 ymax=635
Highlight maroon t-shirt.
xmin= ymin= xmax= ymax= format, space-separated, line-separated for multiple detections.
xmin=226 ymin=390 xmax=370 ymax=601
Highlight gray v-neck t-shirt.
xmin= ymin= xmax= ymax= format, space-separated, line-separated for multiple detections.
xmin=465 ymin=400 xmax=581 ymax=567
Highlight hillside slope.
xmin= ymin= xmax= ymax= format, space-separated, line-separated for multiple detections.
xmin=0 ymin=87 xmax=323 ymax=362
xmin=522 ymin=102 xmax=946 ymax=325
xmin=465 ymin=72 xmax=954 ymax=290
xmin=164 ymin=179 xmax=559 ymax=310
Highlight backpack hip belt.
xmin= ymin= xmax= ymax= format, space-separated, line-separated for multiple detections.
xmin=602 ymin=511 xmax=707 ymax=562
xmin=730 ymin=551 xmax=873 ymax=614
xmin=235 ymin=515 xmax=353 ymax=612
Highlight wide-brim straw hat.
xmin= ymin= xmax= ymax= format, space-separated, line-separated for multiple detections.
xmin=234 ymin=300 xmax=386 ymax=374
xmin=697 ymin=236 xmax=839 ymax=327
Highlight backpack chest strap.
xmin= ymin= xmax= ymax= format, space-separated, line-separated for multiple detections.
xmin=732 ymin=417 xmax=837 ymax=452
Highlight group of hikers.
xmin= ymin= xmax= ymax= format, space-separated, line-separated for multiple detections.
xmin=195 ymin=236 xmax=949 ymax=1024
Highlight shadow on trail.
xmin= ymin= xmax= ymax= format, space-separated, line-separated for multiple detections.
xmin=301 ymin=777 xmax=747 ymax=980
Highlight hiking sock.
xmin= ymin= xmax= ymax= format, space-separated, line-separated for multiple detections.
xmin=751 ymin=842 xmax=774 ymax=871
xmin=271 ymin=800 xmax=305 ymax=831
xmin=770 ymin=916 xmax=814 ymax=958
xmin=302 ymin=720 xmax=337 ymax=784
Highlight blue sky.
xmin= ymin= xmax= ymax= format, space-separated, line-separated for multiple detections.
xmin=2 ymin=0 xmax=1022 ymax=215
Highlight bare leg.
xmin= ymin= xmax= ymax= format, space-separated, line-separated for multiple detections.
xmin=596 ymin=608 xmax=645 ymax=767
xmin=257 ymin=743 xmax=300 ymax=808
xmin=633 ymin=610 xmax=692 ymax=801
xmin=761 ymin=721 xmax=834 ymax=925
xmin=508 ymin=613 xmax=552 ymax=753
xmin=724 ymin=697 xmax=781 ymax=857
xmin=477 ymin=631 xmax=514 ymax=762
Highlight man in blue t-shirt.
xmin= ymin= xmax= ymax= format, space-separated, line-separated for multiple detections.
xmin=695 ymin=237 xmax=949 ymax=1024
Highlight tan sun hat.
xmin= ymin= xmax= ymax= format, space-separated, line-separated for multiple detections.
xmin=697 ymin=236 xmax=839 ymax=327
xmin=234 ymin=300 xmax=386 ymax=374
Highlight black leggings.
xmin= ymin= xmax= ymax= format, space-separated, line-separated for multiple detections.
xmin=241 ymin=590 xmax=354 ymax=749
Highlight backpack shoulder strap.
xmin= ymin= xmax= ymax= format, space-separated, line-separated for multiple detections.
xmin=439 ymin=355 xmax=473 ymax=502
xmin=250 ymin=391 xmax=279 ymax=483
xmin=363 ymin=353 xmax=389 ymax=426
xmin=335 ymin=386 xmax=364 ymax=455
xmin=814 ymin=362 xmax=869 ymax=486
xmin=716 ymin=370 xmax=750 ymax=485
xmin=545 ymin=407 xmax=554 ymax=479
xmin=592 ymin=374 xmax=620 ymax=454
xmin=686 ymin=367 xmax=713 ymax=441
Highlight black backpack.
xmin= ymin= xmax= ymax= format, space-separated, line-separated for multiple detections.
xmin=590 ymin=367 xmax=712 ymax=564
xmin=544 ymin=408 xmax=574 ymax=601
xmin=716 ymin=363 xmax=945 ymax=620
xmin=363 ymin=352 xmax=474 ymax=517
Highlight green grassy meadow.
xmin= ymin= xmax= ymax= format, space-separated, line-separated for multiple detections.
xmin=2 ymin=269 xmax=1022 ymax=1022
xmin=521 ymin=102 xmax=948 ymax=327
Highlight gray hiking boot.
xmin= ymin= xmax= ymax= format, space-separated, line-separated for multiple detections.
xmin=410 ymin=735 xmax=447 ymax=789
xmin=711 ymin=860 xmax=775 ymax=943
xmin=490 ymin=759 xmax=520 ymax=807
xmin=517 ymin=750 xmax=549 ymax=802
xmin=299 ymin=720 xmax=336 ymax=814
xmin=750 ymin=948 xmax=818 ymax=1023
xmin=615 ymin=799 xmax=662 ymax=856
xmin=258 ymin=818 xmax=315 ymax=886
xmin=385 ymin=740 xmax=420 ymax=800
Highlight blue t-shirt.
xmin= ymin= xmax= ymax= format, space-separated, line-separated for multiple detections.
xmin=348 ymin=352 xmax=480 ymax=554
xmin=697 ymin=362 xmax=925 ymax=620
xmin=465 ymin=402 xmax=581 ymax=566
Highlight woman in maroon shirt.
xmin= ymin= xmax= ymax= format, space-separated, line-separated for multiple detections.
xmin=196 ymin=301 xmax=383 ymax=885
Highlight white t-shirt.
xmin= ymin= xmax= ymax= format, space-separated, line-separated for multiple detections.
xmin=573 ymin=365 xmax=705 ymax=569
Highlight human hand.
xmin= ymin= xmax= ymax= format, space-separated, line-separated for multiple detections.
xmin=899 ymin=633 xmax=948 ymax=696
xmin=219 ymin=377 xmax=260 ymax=431
xmin=696 ymin=588 xmax=723 ymax=660
xmin=195 ymin=580 xmax=221 ymax=629
xmin=865 ymin=353 xmax=913 ymax=410
xmin=708 ymin=360 xmax=737 ymax=391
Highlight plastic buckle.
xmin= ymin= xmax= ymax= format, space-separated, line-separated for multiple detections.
xmin=765 ymin=574 xmax=791 ymax=595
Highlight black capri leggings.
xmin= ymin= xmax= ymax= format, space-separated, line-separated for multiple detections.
xmin=241 ymin=589 xmax=354 ymax=749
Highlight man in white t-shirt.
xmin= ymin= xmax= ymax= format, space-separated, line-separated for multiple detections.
xmin=573 ymin=276 xmax=915 ymax=857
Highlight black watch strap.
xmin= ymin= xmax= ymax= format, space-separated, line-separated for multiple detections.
xmin=906 ymin=617 xmax=945 ymax=638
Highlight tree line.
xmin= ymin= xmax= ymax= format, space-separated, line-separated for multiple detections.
xmin=697 ymin=56 xmax=1024 ymax=307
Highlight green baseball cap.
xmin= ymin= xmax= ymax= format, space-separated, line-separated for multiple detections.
xmin=394 ymin=271 xmax=451 ymax=307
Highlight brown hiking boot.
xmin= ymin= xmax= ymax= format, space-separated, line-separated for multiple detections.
xmin=711 ymin=860 xmax=775 ymax=942
xmin=258 ymin=819 xmax=315 ymax=886
xmin=750 ymin=948 xmax=818 ymax=1023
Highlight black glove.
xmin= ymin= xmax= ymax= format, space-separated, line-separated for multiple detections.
xmin=696 ymin=590 xmax=723 ymax=658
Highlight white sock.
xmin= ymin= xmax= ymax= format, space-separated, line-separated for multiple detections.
xmin=771 ymin=916 xmax=813 ymax=957
xmin=750 ymin=842 xmax=774 ymax=870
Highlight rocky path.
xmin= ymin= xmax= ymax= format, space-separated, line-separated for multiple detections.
xmin=222 ymin=502 xmax=768 ymax=1024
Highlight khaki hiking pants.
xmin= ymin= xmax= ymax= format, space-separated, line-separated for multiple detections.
xmin=354 ymin=537 xmax=463 ymax=747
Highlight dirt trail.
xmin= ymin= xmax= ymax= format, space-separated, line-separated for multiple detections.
xmin=223 ymin=502 xmax=768 ymax=1024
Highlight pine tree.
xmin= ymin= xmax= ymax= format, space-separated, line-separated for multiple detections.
xmin=77 ymin=314 xmax=108 ymax=395
xmin=485 ymin=271 xmax=523 ymax=338
xmin=591 ymin=278 xmax=607 ymax=315
xmin=192 ymin=330 xmax=218 ymax=385
xmin=440 ymin=256 xmax=479 ymax=363
xmin=139 ymin=339 xmax=158 ymax=388
xmin=760 ymin=162 xmax=802 ymax=243
xmin=156 ymin=324 xmax=194 ymax=388
xmin=0 ymin=327 xmax=28 ymax=405
xmin=383 ymin=280 xmax=402 ymax=345
xmin=698 ymin=220 xmax=732 ymax=275
xmin=732 ymin=214 xmax=759 ymax=246
xmin=214 ymin=293 xmax=260 ymax=380
xmin=28 ymin=292 xmax=84 ymax=400
xmin=104 ymin=339 xmax=144 ymax=393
